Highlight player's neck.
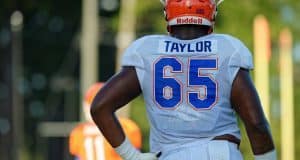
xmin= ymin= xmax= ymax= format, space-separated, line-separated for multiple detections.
xmin=169 ymin=25 xmax=211 ymax=40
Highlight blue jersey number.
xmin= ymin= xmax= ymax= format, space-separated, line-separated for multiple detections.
xmin=154 ymin=57 xmax=218 ymax=110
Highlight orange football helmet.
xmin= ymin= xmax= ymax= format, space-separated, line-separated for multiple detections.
xmin=161 ymin=0 xmax=224 ymax=27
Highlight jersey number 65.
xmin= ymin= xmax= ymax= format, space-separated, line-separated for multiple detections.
xmin=153 ymin=57 xmax=218 ymax=110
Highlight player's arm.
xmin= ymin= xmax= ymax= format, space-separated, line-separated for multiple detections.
xmin=231 ymin=68 xmax=276 ymax=159
xmin=91 ymin=66 xmax=140 ymax=147
xmin=90 ymin=66 xmax=157 ymax=160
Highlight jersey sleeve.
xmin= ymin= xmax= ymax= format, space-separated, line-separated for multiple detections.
xmin=121 ymin=37 xmax=146 ymax=69
xmin=228 ymin=38 xmax=254 ymax=83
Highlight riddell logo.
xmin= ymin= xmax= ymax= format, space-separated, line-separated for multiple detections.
xmin=177 ymin=17 xmax=203 ymax=24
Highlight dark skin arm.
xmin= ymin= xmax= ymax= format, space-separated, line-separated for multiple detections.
xmin=90 ymin=66 xmax=141 ymax=147
xmin=231 ymin=68 xmax=275 ymax=155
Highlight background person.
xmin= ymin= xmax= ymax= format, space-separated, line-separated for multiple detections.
xmin=69 ymin=83 xmax=142 ymax=160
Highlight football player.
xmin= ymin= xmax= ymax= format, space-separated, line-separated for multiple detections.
xmin=69 ymin=83 xmax=142 ymax=160
xmin=90 ymin=0 xmax=276 ymax=159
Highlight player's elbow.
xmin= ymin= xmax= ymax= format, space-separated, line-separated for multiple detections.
xmin=90 ymin=101 xmax=99 ymax=120
xmin=90 ymin=100 xmax=108 ymax=120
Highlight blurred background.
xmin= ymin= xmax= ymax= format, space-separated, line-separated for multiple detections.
xmin=0 ymin=0 xmax=300 ymax=160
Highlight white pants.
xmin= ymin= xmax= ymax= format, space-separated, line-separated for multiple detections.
xmin=159 ymin=140 xmax=243 ymax=160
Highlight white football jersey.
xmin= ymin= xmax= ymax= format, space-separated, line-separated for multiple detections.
xmin=121 ymin=34 xmax=253 ymax=153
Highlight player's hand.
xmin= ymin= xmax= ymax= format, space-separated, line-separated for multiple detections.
xmin=138 ymin=152 xmax=158 ymax=160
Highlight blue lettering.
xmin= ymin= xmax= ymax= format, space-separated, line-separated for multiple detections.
xmin=196 ymin=42 xmax=203 ymax=52
xmin=165 ymin=41 xmax=172 ymax=52
xmin=163 ymin=41 xmax=212 ymax=53
xmin=187 ymin=44 xmax=195 ymax=52
xmin=171 ymin=42 xmax=179 ymax=52
xmin=205 ymin=41 xmax=212 ymax=52
xmin=179 ymin=43 xmax=187 ymax=52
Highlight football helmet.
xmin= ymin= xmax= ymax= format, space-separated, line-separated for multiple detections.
xmin=160 ymin=0 xmax=224 ymax=27
xmin=84 ymin=82 xmax=104 ymax=106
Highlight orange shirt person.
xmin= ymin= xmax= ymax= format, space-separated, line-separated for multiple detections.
xmin=69 ymin=83 xmax=142 ymax=160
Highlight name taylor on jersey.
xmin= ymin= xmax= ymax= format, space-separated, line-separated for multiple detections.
xmin=159 ymin=39 xmax=217 ymax=54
